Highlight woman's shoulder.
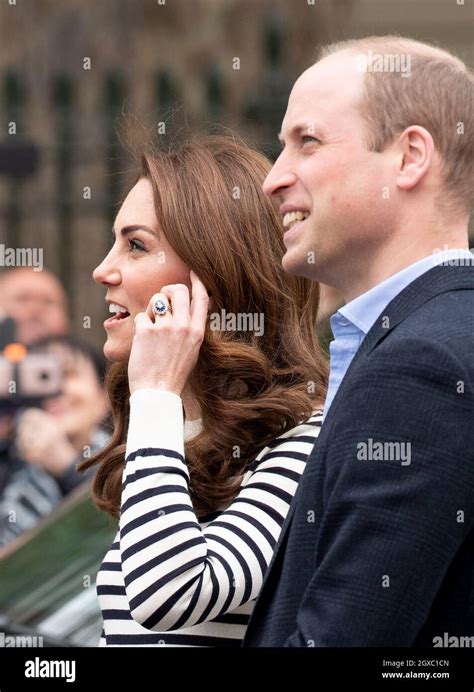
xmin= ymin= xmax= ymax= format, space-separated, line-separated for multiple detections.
xmin=302 ymin=408 xmax=325 ymax=428
xmin=267 ymin=408 xmax=324 ymax=446
xmin=242 ymin=409 xmax=324 ymax=479
xmin=197 ymin=410 xmax=325 ymax=523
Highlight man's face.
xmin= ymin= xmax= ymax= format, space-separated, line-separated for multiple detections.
xmin=0 ymin=271 xmax=69 ymax=345
xmin=263 ymin=52 xmax=396 ymax=286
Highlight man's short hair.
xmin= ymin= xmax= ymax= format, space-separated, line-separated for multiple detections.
xmin=319 ymin=36 xmax=474 ymax=214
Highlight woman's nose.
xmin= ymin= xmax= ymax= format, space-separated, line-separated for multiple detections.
xmin=92 ymin=252 xmax=120 ymax=285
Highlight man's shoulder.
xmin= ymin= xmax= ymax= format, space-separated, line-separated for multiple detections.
xmin=358 ymin=264 xmax=473 ymax=358
xmin=344 ymin=280 xmax=474 ymax=398
xmin=382 ymin=282 xmax=474 ymax=354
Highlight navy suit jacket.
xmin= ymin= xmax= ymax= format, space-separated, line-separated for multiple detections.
xmin=243 ymin=263 xmax=474 ymax=647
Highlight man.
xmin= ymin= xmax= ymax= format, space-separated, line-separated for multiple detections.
xmin=0 ymin=267 xmax=69 ymax=345
xmin=243 ymin=36 xmax=474 ymax=647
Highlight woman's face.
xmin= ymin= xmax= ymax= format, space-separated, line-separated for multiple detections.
xmin=42 ymin=344 xmax=108 ymax=441
xmin=93 ymin=178 xmax=191 ymax=362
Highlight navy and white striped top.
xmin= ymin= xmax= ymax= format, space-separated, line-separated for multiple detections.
xmin=96 ymin=389 xmax=323 ymax=646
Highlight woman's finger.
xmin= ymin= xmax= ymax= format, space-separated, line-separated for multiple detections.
xmin=189 ymin=271 xmax=209 ymax=329
xmin=159 ymin=284 xmax=191 ymax=326
xmin=134 ymin=311 xmax=154 ymax=331
xmin=145 ymin=292 xmax=172 ymax=321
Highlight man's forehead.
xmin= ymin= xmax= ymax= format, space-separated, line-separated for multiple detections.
xmin=2 ymin=271 xmax=65 ymax=302
xmin=297 ymin=52 xmax=363 ymax=91
xmin=281 ymin=54 xmax=364 ymax=134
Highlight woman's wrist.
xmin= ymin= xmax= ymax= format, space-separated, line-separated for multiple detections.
xmin=129 ymin=388 xmax=182 ymax=406
xmin=126 ymin=389 xmax=185 ymax=459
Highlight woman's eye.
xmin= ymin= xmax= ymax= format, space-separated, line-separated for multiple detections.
xmin=129 ymin=238 xmax=145 ymax=252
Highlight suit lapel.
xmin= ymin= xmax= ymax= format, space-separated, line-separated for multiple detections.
xmin=359 ymin=264 xmax=474 ymax=357
xmin=260 ymin=263 xmax=474 ymax=584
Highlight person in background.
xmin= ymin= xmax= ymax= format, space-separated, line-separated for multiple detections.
xmin=0 ymin=267 xmax=69 ymax=501
xmin=0 ymin=335 xmax=110 ymax=547
xmin=0 ymin=267 xmax=69 ymax=346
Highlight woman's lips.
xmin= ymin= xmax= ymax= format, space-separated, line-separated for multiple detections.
xmin=104 ymin=312 xmax=131 ymax=329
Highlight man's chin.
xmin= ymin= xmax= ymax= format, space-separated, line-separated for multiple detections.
xmin=282 ymin=249 xmax=318 ymax=281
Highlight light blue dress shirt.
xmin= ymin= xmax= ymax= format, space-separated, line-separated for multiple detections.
xmin=322 ymin=249 xmax=474 ymax=420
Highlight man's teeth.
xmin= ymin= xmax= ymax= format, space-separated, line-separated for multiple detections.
xmin=109 ymin=303 xmax=129 ymax=315
xmin=283 ymin=211 xmax=309 ymax=228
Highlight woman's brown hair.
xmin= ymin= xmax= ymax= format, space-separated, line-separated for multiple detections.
xmin=79 ymin=133 xmax=328 ymax=519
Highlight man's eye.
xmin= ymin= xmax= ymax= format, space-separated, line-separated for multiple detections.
xmin=129 ymin=238 xmax=145 ymax=252
xmin=302 ymin=135 xmax=318 ymax=144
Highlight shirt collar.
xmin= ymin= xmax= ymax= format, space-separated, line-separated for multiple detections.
xmin=337 ymin=249 xmax=473 ymax=336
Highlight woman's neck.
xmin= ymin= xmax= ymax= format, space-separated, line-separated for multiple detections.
xmin=181 ymin=384 xmax=201 ymax=421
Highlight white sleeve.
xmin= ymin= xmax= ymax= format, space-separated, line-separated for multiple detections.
xmin=119 ymin=388 xmax=322 ymax=632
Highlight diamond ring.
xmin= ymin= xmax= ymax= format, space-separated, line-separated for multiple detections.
xmin=153 ymin=298 xmax=172 ymax=317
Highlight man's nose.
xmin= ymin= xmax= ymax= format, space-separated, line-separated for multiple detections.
xmin=262 ymin=153 xmax=297 ymax=197
xmin=92 ymin=250 xmax=120 ymax=286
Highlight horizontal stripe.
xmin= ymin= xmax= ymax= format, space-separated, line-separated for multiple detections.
xmin=123 ymin=465 xmax=189 ymax=489
xmin=106 ymin=633 xmax=241 ymax=647
xmin=121 ymin=484 xmax=188 ymax=514
xmin=126 ymin=447 xmax=184 ymax=464
xmin=119 ymin=504 xmax=192 ymax=538
xmin=97 ymin=407 xmax=322 ymax=647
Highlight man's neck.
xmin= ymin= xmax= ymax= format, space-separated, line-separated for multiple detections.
xmin=339 ymin=229 xmax=470 ymax=304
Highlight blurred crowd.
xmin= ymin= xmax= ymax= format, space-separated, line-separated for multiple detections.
xmin=0 ymin=267 xmax=110 ymax=548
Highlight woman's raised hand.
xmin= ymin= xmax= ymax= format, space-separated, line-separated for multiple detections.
xmin=128 ymin=271 xmax=209 ymax=397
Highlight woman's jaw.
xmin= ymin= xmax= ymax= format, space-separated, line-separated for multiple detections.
xmin=103 ymin=324 xmax=134 ymax=363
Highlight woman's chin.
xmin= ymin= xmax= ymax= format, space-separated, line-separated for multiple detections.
xmin=103 ymin=339 xmax=130 ymax=363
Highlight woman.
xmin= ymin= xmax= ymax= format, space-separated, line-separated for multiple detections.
xmin=82 ymin=134 xmax=328 ymax=646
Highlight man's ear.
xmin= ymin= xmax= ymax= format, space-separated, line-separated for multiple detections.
xmin=395 ymin=125 xmax=435 ymax=192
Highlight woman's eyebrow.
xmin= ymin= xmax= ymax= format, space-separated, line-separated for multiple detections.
xmin=111 ymin=224 xmax=159 ymax=239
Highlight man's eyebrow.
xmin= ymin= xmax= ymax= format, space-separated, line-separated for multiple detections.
xmin=278 ymin=123 xmax=324 ymax=145
xmin=111 ymin=224 xmax=159 ymax=239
